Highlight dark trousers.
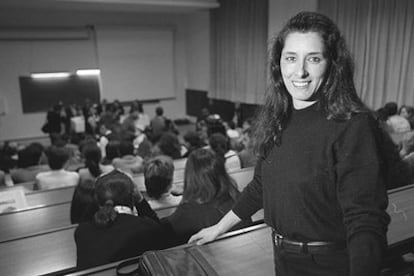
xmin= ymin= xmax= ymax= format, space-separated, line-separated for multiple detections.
xmin=272 ymin=233 xmax=350 ymax=276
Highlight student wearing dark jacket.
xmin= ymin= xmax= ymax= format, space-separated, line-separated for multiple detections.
xmin=165 ymin=148 xmax=251 ymax=245
xmin=75 ymin=170 xmax=165 ymax=269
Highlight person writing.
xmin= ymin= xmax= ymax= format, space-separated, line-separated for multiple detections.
xmin=189 ymin=12 xmax=390 ymax=276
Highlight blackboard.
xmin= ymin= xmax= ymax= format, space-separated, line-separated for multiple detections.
xmin=186 ymin=89 xmax=209 ymax=118
xmin=19 ymin=75 xmax=100 ymax=113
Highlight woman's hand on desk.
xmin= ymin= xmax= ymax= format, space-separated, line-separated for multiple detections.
xmin=188 ymin=224 xmax=221 ymax=245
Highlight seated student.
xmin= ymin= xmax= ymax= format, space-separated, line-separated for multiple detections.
xmin=78 ymin=142 xmax=114 ymax=183
xmin=112 ymin=140 xmax=143 ymax=175
xmin=101 ymin=140 xmax=120 ymax=166
xmin=75 ymin=170 xmax=165 ymax=269
xmin=182 ymin=131 xmax=206 ymax=158
xmin=153 ymin=132 xmax=182 ymax=160
xmin=149 ymin=106 xmax=166 ymax=143
xmin=10 ymin=143 xmax=50 ymax=184
xmin=35 ymin=146 xmax=79 ymax=190
xmin=97 ymin=123 xmax=121 ymax=159
xmin=384 ymin=102 xmax=411 ymax=133
xmin=399 ymin=105 xmax=414 ymax=129
xmin=133 ymin=125 xmax=152 ymax=160
xmin=71 ymin=143 xmax=114 ymax=224
xmin=70 ymin=178 xmax=98 ymax=224
xmin=164 ymin=148 xmax=251 ymax=245
xmin=144 ymin=155 xmax=182 ymax=210
xmin=237 ymin=128 xmax=257 ymax=168
xmin=208 ymin=133 xmax=241 ymax=172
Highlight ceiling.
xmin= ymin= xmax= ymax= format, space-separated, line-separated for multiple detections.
xmin=0 ymin=0 xmax=220 ymax=13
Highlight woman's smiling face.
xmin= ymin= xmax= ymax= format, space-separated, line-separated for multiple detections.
xmin=280 ymin=32 xmax=328 ymax=108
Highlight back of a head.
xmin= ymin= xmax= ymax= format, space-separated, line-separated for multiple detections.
xmin=119 ymin=140 xmax=134 ymax=156
xmin=105 ymin=140 xmax=121 ymax=160
xmin=184 ymin=131 xmax=204 ymax=148
xmin=144 ymin=155 xmax=174 ymax=199
xmin=183 ymin=148 xmax=237 ymax=204
xmin=82 ymin=143 xmax=102 ymax=177
xmin=384 ymin=102 xmax=398 ymax=116
xmin=94 ymin=170 xmax=135 ymax=226
xmin=158 ymin=132 xmax=181 ymax=159
xmin=17 ymin=143 xmax=43 ymax=168
xmin=46 ymin=146 xmax=70 ymax=170
xmin=209 ymin=133 xmax=229 ymax=157
xmin=155 ymin=106 xmax=164 ymax=116
xmin=137 ymin=102 xmax=144 ymax=113
xmin=206 ymin=115 xmax=226 ymax=137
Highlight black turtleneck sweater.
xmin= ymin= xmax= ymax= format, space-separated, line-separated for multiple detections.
xmin=233 ymin=103 xmax=390 ymax=275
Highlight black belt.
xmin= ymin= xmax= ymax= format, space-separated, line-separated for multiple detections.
xmin=272 ymin=229 xmax=346 ymax=254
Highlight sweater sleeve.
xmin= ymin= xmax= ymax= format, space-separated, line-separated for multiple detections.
xmin=335 ymin=114 xmax=390 ymax=276
xmin=232 ymin=158 xmax=264 ymax=220
xmin=135 ymin=198 xmax=160 ymax=222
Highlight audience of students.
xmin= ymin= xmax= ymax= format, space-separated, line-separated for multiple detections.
xmin=144 ymin=155 xmax=182 ymax=210
xmin=35 ymin=146 xmax=79 ymax=190
xmin=164 ymin=148 xmax=251 ymax=245
xmin=74 ymin=170 xmax=165 ymax=269
xmin=4 ymin=98 xmax=414 ymax=274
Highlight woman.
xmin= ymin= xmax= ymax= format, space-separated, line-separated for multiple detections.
xmin=190 ymin=12 xmax=390 ymax=276
xmin=75 ymin=169 xmax=165 ymax=269
xmin=35 ymin=145 xmax=79 ymax=190
xmin=10 ymin=143 xmax=50 ymax=184
xmin=165 ymin=148 xmax=251 ymax=245
xmin=399 ymin=105 xmax=414 ymax=129
xmin=70 ymin=142 xmax=113 ymax=224
xmin=144 ymin=155 xmax=182 ymax=210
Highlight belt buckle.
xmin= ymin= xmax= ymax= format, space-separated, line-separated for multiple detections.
xmin=275 ymin=233 xmax=283 ymax=247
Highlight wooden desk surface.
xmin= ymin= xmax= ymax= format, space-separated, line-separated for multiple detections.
xmin=68 ymin=224 xmax=274 ymax=276
xmin=0 ymin=226 xmax=77 ymax=276
xmin=386 ymin=183 xmax=414 ymax=245
xmin=25 ymin=185 xmax=75 ymax=207
xmin=0 ymin=202 xmax=71 ymax=242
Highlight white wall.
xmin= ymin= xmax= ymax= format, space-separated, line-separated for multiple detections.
xmin=185 ymin=12 xmax=210 ymax=91
xmin=0 ymin=9 xmax=211 ymax=141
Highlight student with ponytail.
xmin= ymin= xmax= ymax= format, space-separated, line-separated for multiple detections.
xmin=74 ymin=170 xmax=165 ymax=269
xmin=70 ymin=142 xmax=113 ymax=224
